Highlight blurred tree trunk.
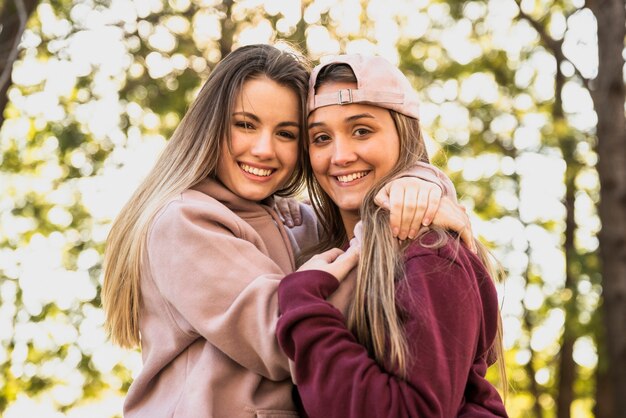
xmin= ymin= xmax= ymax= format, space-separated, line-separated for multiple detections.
xmin=558 ymin=136 xmax=579 ymax=418
xmin=595 ymin=341 xmax=613 ymax=418
xmin=218 ymin=0 xmax=235 ymax=61
xmin=522 ymin=312 xmax=545 ymax=418
xmin=0 ymin=0 xmax=39 ymax=128
xmin=514 ymin=4 xmax=581 ymax=417
xmin=587 ymin=1 xmax=626 ymax=417
xmin=556 ymin=51 xmax=580 ymax=418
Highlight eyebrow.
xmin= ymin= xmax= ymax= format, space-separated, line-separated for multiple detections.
xmin=308 ymin=112 xmax=376 ymax=129
xmin=232 ymin=111 xmax=300 ymax=128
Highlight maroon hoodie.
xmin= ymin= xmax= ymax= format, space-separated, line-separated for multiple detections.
xmin=277 ymin=232 xmax=508 ymax=417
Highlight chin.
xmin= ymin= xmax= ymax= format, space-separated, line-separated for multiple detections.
xmin=335 ymin=200 xmax=362 ymax=212
xmin=237 ymin=186 xmax=275 ymax=201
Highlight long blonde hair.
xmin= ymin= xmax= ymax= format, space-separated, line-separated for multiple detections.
xmin=102 ymin=44 xmax=310 ymax=348
xmin=305 ymin=63 xmax=506 ymax=391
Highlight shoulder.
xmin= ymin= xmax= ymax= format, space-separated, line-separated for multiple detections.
xmin=402 ymin=230 xmax=495 ymax=302
xmin=404 ymin=230 xmax=484 ymax=273
xmin=286 ymin=202 xmax=322 ymax=249
xmin=298 ymin=200 xmax=317 ymax=221
xmin=149 ymin=189 xmax=245 ymax=243
xmin=293 ymin=202 xmax=321 ymax=237
xmin=402 ymin=229 xmax=500 ymax=336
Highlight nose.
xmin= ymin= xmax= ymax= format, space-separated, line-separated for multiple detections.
xmin=250 ymin=130 xmax=275 ymax=160
xmin=331 ymin=137 xmax=357 ymax=166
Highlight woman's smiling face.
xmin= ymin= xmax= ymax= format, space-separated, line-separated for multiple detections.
xmin=307 ymin=81 xmax=400 ymax=219
xmin=216 ymin=76 xmax=300 ymax=201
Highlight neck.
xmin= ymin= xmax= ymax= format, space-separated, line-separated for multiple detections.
xmin=340 ymin=209 xmax=361 ymax=240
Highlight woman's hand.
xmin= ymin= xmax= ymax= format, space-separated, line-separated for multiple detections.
xmin=431 ymin=197 xmax=476 ymax=253
xmin=274 ymin=196 xmax=303 ymax=227
xmin=297 ymin=246 xmax=360 ymax=283
xmin=374 ymin=177 xmax=443 ymax=240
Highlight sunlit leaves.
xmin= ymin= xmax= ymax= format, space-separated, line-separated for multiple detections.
xmin=0 ymin=0 xmax=604 ymax=416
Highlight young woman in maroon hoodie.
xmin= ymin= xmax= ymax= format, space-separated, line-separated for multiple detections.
xmin=102 ymin=44 xmax=473 ymax=417
xmin=276 ymin=54 xmax=508 ymax=417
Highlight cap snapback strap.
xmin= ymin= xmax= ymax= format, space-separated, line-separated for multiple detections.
xmin=313 ymin=88 xmax=404 ymax=108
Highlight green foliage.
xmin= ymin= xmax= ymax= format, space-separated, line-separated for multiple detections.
xmin=0 ymin=0 xmax=603 ymax=417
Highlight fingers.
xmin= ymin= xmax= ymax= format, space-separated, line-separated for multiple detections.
xmin=452 ymin=215 xmax=476 ymax=253
xmin=457 ymin=210 xmax=477 ymax=253
xmin=460 ymin=226 xmax=477 ymax=254
xmin=388 ymin=184 xmax=404 ymax=238
xmin=343 ymin=241 xmax=361 ymax=261
xmin=298 ymin=244 xmax=360 ymax=282
xmin=385 ymin=178 xmax=444 ymax=241
xmin=332 ymin=246 xmax=359 ymax=280
xmin=397 ymin=186 xmax=418 ymax=240
xmin=374 ymin=184 xmax=391 ymax=210
xmin=274 ymin=197 xmax=294 ymax=227
xmin=431 ymin=198 xmax=478 ymax=254
xmin=274 ymin=197 xmax=303 ymax=228
xmin=421 ymin=186 xmax=442 ymax=227
xmin=315 ymin=248 xmax=345 ymax=262
xmin=298 ymin=248 xmax=342 ymax=272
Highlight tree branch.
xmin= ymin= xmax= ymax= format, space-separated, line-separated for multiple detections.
xmin=0 ymin=0 xmax=28 ymax=90
xmin=0 ymin=0 xmax=39 ymax=128
xmin=513 ymin=0 xmax=592 ymax=91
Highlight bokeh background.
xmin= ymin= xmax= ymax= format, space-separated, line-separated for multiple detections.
xmin=1 ymin=0 xmax=625 ymax=417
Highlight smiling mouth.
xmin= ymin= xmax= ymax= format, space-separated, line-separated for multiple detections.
xmin=239 ymin=163 xmax=275 ymax=177
xmin=335 ymin=171 xmax=370 ymax=184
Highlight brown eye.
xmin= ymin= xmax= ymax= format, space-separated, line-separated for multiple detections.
xmin=278 ymin=130 xmax=297 ymax=140
xmin=311 ymin=134 xmax=331 ymax=144
xmin=354 ymin=127 xmax=372 ymax=137
xmin=235 ymin=121 xmax=254 ymax=130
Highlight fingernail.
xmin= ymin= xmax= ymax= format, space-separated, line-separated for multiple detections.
xmin=287 ymin=220 xmax=293 ymax=227
xmin=422 ymin=218 xmax=431 ymax=226
xmin=408 ymin=230 xmax=416 ymax=239
xmin=392 ymin=227 xmax=399 ymax=237
xmin=294 ymin=217 xmax=300 ymax=223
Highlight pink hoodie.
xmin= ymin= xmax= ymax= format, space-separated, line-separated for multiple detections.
xmin=123 ymin=178 xmax=321 ymax=417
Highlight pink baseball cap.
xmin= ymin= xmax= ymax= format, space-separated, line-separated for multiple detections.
xmin=308 ymin=54 xmax=420 ymax=119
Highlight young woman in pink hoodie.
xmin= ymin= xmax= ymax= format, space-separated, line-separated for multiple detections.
xmin=276 ymin=55 xmax=508 ymax=417
xmin=102 ymin=44 xmax=471 ymax=418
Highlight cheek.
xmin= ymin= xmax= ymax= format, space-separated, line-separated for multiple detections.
xmin=388 ymin=143 xmax=401 ymax=167
xmin=215 ymin=146 xmax=231 ymax=182
xmin=278 ymin=142 xmax=299 ymax=169
xmin=378 ymin=136 xmax=400 ymax=171
xmin=227 ymin=134 xmax=245 ymax=157
xmin=391 ymin=134 xmax=401 ymax=157
xmin=308 ymin=150 xmax=327 ymax=174
xmin=217 ymin=141 xmax=232 ymax=169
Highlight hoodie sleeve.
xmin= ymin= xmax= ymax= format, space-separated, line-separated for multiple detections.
xmin=146 ymin=198 xmax=290 ymax=381
xmin=276 ymin=245 xmax=507 ymax=417
xmin=457 ymin=356 xmax=509 ymax=417
xmin=396 ymin=161 xmax=458 ymax=202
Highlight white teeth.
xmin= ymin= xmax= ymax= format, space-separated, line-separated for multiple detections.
xmin=240 ymin=163 xmax=273 ymax=177
xmin=336 ymin=171 xmax=368 ymax=183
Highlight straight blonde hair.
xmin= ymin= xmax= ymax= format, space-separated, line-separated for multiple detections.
xmin=102 ymin=44 xmax=310 ymax=348
xmin=305 ymin=63 xmax=507 ymax=394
